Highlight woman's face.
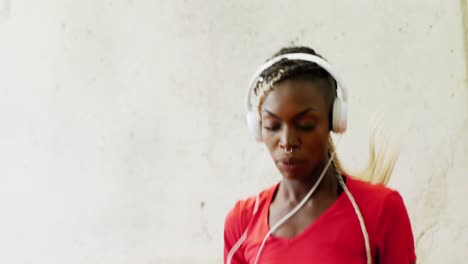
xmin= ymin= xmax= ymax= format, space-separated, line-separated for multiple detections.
xmin=260 ymin=79 xmax=332 ymax=179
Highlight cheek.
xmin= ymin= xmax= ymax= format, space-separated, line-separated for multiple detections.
xmin=261 ymin=132 xmax=281 ymax=156
xmin=262 ymin=135 xmax=278 ymax=153
xmin=301 ymin=130 xmax=329 ymax=156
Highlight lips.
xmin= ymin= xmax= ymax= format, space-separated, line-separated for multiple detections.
xmin=278 ymin=158 xmax=305 ymax=172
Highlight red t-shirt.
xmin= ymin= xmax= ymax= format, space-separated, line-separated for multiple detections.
xmin=224 ymin=176 xmax=416 ymax=264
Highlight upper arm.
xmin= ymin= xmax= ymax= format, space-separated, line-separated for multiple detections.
xmin=376 ymin=191 xmax=417 ymax=264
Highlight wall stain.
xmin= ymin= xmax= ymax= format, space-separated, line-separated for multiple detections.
xmin=0 ymin=0 xmax=10 ymax=17
xmin=461 ymin=0 xmax=468 ymax=88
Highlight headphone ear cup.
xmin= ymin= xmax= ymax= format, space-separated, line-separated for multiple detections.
xmin=246 ymin=111 xmax=263 ymax=142
xmin=332 ymin=98 xmax=348 ymax=133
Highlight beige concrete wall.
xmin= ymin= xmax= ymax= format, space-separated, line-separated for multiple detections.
xmin=0 ymin=0 xmax=466 ymax=263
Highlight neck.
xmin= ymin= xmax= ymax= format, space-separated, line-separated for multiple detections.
xmin=278 ymin=162 xmax=339 ymax=202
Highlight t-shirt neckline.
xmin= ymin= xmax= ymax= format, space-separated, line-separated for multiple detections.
xmin=264 ymin=175 xmax=350 ymax=242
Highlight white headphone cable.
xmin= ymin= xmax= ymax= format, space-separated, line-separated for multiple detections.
xmin=253 ymin=135 xmax=372 ymax=264
xmin=338 ymin=175 xmax=372 ymax=264
xmin=253 ymin=136 xmax=341 ymax=264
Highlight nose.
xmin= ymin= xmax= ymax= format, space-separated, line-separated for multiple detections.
xmin=279 ymin=125 xmax=299 ymax=150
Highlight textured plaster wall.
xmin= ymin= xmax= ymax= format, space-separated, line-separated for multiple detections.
xmin=0 ymin=0 xmax=466 ymax=263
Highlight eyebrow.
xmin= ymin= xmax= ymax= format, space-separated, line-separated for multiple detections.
xmin=262 ymin=107 xmax=318 ymax=119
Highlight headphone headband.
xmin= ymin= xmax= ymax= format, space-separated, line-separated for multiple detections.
xmin=245 ymin=53 xmax=348 ymax=111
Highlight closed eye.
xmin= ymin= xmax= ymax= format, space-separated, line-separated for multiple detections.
xmin=298 ymin=124 xmax=316 ymax=131
xmin=263 ymin=124 xmax=281 ymax=132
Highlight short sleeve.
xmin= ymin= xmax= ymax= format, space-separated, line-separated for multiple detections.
xmin=224 ymin=201 xmax=247 ymax=264
xmin=376 ymin=191 xmax=417 ymax=264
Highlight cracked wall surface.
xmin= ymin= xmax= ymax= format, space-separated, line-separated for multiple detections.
xmin=0 ymin=0 xmax=467 ymax=263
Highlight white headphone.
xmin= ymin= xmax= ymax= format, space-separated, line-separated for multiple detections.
xmin=245 ymin=53 xmax=349 ymax=141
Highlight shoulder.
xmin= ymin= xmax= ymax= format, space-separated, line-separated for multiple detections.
xmin=344 ymin=175 xmax=403 ymax=211
xmin=224 ymin=183 xmax=278 ymax=233
xmin=345 ymin=175 xmax=395 ymax=199
xmin=345 ymin=175 xmax=416 ymax=262
xmin=344 ymin=175 xmax=411 ymax=229
xmin=223 ymin=185 xmax=277 ymax=263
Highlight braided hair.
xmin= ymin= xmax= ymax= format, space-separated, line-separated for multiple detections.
xmin=253 ymin=47 xmax=337 ymax=128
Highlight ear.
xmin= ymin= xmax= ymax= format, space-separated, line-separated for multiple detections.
xmin=246 ymin=111 xmax=263 ymax=142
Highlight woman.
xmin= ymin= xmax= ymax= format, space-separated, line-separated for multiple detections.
xmin=224 ymin=47 xmax=416 ymax=264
